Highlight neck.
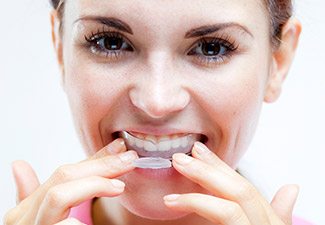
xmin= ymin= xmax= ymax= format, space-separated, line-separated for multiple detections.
xmin=92 ymin=197 xmax=214 ymax=225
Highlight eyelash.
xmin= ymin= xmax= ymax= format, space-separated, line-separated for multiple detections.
xmin=84 ymin=28 xmax=239 ymax=66
xmin=188 ymin=35 xmax=238 ymax=66
xmin=84 ymin=28 xmax=134 ymax=60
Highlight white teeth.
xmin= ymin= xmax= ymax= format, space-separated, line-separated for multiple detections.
xmin=144 ymin=141 xmax=157 ymax=151
xmin=128 ymin=134 xmax=135 ymax=146
xmin=145 ymin=135 xmax=157 ymax=143
xmin=181 ymin=136 xmax=188 ymax=148
xmin=171 ymin=138 xmax=181 ymax=148
xmin=135 ymin=138 xmax=144 ymax=148
xmin=121 ymin=131 xmax=201 ymax=153
xmin=158 ymin=135 xmax=170 ymax=142
xmin=158 ymin=140 xmax=171 ymax=151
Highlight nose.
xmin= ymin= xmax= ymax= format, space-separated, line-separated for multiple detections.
xmin=129 ymin=52 xmax=190 ymax=119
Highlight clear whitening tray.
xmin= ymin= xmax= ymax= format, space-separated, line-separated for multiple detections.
xmin=120 ymin=130 xmax=200 ymax=169
xmin=133 ymin=157 xmax=172 ymax=169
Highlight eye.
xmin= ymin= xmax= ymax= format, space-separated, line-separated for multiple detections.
xmin=188 ymin=37 xmax=238 ymax=66
xmin=101 ymin=36 xmax=123 ymax=50
xmin=84 ymin=31 xmax=133 ymax=58
xmin=96 ymin=35 xmax=132 ymax=51
xmin=200 ymin=41 xmax=226 ymax=56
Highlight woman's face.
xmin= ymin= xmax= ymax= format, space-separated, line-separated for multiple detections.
xmin=56 ymin=0 xmax=275 ymax=220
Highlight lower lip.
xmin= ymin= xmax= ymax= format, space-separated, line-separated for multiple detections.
xmin=133 ymin=166 xmax=182 ymax=179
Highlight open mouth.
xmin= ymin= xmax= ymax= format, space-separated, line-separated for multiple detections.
xmin=113 ymin=131 xmax=208 ymax=159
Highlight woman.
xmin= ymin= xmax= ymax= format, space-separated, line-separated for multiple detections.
xmin=4 ymin=0 xmax=311 ymax=224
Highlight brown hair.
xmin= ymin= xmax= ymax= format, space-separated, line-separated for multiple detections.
xmin=50 ymin=0 xmax=293 ymax=47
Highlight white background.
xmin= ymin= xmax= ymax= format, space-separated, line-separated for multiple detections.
xmin=0 ymin=1 xmax=324 ymax=224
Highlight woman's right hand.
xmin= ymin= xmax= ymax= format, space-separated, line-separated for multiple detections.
xmin=4 ymin=138 xmax=138 ymax=225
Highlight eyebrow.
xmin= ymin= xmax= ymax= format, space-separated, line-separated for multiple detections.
xmin=74 ymin=16 xmax=252 ymax=39
xmin=185 ymin=23 xmax=253 ymax=39
xmin=74 ymin=16 xmax=134 ymax=35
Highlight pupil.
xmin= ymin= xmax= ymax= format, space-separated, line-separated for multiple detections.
xmin=104 ymin=37 xmax=122 ymax=50
xmin=202 ymin=42 xmax=221 ymax=56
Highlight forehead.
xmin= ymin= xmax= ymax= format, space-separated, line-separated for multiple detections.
xmin=65 ymin=0 xmax=270 ymax=45
xmin=64 ymin=0 xmax=268 ymax=38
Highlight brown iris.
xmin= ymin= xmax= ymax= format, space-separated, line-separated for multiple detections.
xmin=201 ymin=42 xmax=221 ymax=56
xmin=102 ymin=36 xmax=123 ymax=50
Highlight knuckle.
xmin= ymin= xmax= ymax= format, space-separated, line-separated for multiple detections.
xmin=53 ymin=164 xmax=75 ymax=182
xmin=234 ymin=182 xmax=257 ymax=201
xmin=44 ymin=186 xmax=66 ymax=208
xmin=98 ymin=156 xmax=121 ymax=173
xmin=223 ymin=203 xmax=243 ymax=222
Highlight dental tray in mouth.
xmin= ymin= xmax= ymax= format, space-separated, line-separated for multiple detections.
xmin=133 ymin=157 xmax=172 ymax=169
xmin=119 ymin=131 xmax=203 ymax=169
xmin=120 ymin=131 xmax=201 ymax=159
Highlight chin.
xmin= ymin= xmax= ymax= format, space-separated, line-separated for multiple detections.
xmin=118 ymin=192 xmax=190 ymax=220
xmin=117 ymin=169 xmax=204 ymax=221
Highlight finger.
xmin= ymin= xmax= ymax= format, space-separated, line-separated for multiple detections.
xmin=44 ymin=150 xmax=138 ymax=188
xmin=29 ymin=150 xmax=137 ymax=212
xmin=16 ymin=149 xmax=136 ymax=225
xmin=54 ymin=218 xmax=86 ymax=225
xmin=191 ymin=142 xmax=247 ymax=179
xmin=88 ymin=138 xmax=127 ymax=160
xmin=37 ymin=176 xmax=125 ymax=225
xmin=29 ymin=149 xmax=137 ymax=218
xmin=43 ymin=138 xmax=131 ymax=188
xmin=164 ymin=193 xmax=251 ymax=225
xmin=191 ymin=142 xmax=233 ymax=175
xmin=12 ymin=160 xmax=40 ymax=204
xmin=192 ymin=142 xmax=286 ymax=221
xmin=271 ymin=184 xmax=299 ymax=225
xmin=172 ymin=153 xmax=269 ymax=224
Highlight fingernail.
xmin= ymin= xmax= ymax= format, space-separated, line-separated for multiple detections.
xmin=110 ymin=179 xmax=125 ymax=189
xmin=164 ymin=194 xmax=181 ymax=202
xmin=117 ymin=138 xmax=125 ymax=146
xmin=119 ymin=151 xmax=137 ymax=162
xmin=106 ymin=138 xmax=126 ymax=154
xmin=173 ymin=153 xmax=193 ymax=166
xmin=194 ymin=142 xmax=209 ymax=155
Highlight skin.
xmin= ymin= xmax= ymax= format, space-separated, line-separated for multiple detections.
xmin=4 ymin=0 xmax=302 ymax=225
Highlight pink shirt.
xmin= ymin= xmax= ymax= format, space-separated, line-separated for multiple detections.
xmin=69 ymin=200 xmax=314 ymax=225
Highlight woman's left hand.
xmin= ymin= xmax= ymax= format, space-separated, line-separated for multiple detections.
xmin=164 ymin=142 xmax=299 ymax=225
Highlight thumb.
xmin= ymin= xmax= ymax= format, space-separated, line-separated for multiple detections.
xmin=271 ymin=184 xmax=300 ymax=225
xmin=12 ymin=160 xmax=40 ymax=204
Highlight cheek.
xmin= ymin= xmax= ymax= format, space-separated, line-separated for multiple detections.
xmin=63 ymin=56 xmax=129 ymax=153
xmin=192 ymin=63 xmax=267 ymax=166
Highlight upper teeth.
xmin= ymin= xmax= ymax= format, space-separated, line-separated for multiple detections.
xmin=129 ymin=132 xmax=185 ymax=143
xmin=120 ymin=131 xmax=199 ymax=152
